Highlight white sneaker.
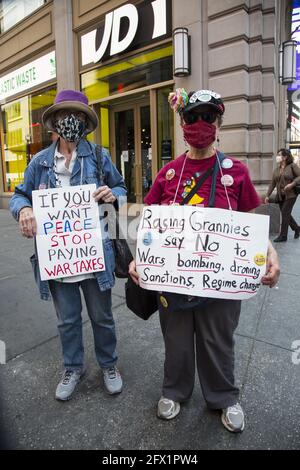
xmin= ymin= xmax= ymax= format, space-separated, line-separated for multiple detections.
xmin=221 ymin=403 xmax=245 ymax=433
xmin=55 ymin=369 xmax=84 ymax=401
xmin=157 ymin=397 xmax=180 ymax=420
xmin=102 ymin=366 xmax=123 ymax=395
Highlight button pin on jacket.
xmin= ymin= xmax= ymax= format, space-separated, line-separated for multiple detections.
xmin=221 ymin=158 xmax=233 ymax=169
xmin=221 ymin=174 xmax=234 ymax=187
xmin=166 ymin=169 xmax=175 ymax=181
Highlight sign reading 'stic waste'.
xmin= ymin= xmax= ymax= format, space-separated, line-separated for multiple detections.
xmin=136 ymin=206 xmax=270 ymax=300
xmin=32 ymin=184 xmax=105 ymax=281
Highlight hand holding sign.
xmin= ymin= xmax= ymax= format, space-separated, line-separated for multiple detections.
xmin=19 ymin=207 xmax=37 ymax=238
xmin=129 ymin=259 xmax=139 ymax=285
xmin=261 ymin=242 xmax=280 ymax=288
xmin=93 ymin=186 xmax=116 ymax=203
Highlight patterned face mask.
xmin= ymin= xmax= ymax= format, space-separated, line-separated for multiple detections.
xmin=54 ymin=113 xmax=86 ymax=142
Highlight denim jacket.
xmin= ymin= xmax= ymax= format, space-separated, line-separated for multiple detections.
xmin=9 ymin=139 xmax=127 ymax=300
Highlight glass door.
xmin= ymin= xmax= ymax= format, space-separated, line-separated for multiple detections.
xmin=114 ymin=108 xmax=135 ymax=202
xmin=140 ymin=105 xmax=152 ymax=199
xmin=111 ymin=100 xmax=152 ymax=204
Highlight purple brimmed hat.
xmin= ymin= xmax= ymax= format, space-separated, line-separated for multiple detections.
xmin=42 ymin=89 xmax=98 ymax=134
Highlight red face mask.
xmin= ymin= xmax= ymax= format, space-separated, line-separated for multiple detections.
xmin=183 ymin=119 xmax=216 ymax=149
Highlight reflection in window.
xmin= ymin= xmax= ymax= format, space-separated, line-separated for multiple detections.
xmin=81 ymin=45 xmax=173 ymax=102
xmin=288 ymin=99 xmax=300 ymax=165
xmin=140 ymin=105 xmax=152 ymax=199
xmin=0 ymin=0 xmax=45 ymax=33
xmin=114 ymin=109 xmax=135 ymax=203
xmin=157 ymin=86 xmax=174 ymax=170
xmin=1 ymin=87 xmax=56 ymax=192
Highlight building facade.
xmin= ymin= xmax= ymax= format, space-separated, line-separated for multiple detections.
xmin=0 ymin=0 xmax=293 ymax=208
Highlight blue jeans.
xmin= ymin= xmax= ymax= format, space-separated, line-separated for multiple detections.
xmin=49 ymin=279 xmax=117 ymax=371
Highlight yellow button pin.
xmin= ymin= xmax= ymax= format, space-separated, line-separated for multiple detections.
xmin=160 ymin=296 xmax=169 ymax=308
xmin=254 ymin=253 xmax=266 ymax=266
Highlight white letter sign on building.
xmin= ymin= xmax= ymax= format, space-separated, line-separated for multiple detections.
xmin=0 ymin=51 xmax=56 ymax=103
xmin=32 ymin=184 xmax=105 ymax=281
xmin=81 ymin=0 xmax=169 ymax=66
xmin=110 ymin=4 xmax=139 ymax=56
xmin=136 ymin=206 xmax=270 ymax=301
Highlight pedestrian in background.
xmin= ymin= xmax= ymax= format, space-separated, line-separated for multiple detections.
xmin=10 ymin=90 xmax=126 ymax=401
xmin=265 ymin=148 xmax=300 ymax=242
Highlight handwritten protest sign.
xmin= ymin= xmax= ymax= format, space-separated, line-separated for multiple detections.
xmin=32 ymin=184 xmax=105 ymax=281
xmin=136 ymin=205 xmax=270 ymax=300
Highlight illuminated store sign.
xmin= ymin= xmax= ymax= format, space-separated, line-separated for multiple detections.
xmin=81 ymin=0 xmax=171 ymax=66
xmin=0 ymin=51 xmax=56 ymax=102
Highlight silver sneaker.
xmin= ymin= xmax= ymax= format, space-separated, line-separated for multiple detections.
xmin=102 ymin=366 xmax=123 ymax=395
xmin=55 ymin=369 xmax=84 ymax=401
xmin=157 ymin=397 xmax=180 ymax=420
xmin=221 ymin=403 xmax=245 ymax=433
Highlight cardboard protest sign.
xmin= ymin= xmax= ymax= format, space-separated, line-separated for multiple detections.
xmin=32 ymin=184 xmax=105 ymax=281
xmin=136 ymin=205 xmax=270 ymax=300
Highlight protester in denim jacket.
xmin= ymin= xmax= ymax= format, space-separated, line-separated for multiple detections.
xmin=10 ymin=90 xmax=126 ymax=401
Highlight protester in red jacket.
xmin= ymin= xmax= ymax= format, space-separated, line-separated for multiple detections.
xmin=129 ymin=88 xmax=280 ymax=433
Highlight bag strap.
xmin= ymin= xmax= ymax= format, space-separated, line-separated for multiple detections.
xmin=180 ymin=165 xmax=214 ymax=205
xmin=95 ymin=144 xmax=105 ymax=186
xmin=179 ymin=151 xmax=227 ymax=207
xmin=95 ymin=143 xmax=122 ymax=239
xmin=208 ymin=151 xmax=226 ymax=207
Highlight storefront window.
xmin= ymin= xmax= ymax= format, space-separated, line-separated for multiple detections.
xmin=100 ymin=107 xmax=109 ymax=148
xmin=157 ymin=86 xmax=174 ymax=170
xmin=0 ymin=0 xmax=45 ymax=33
xmin=140 ymin=105 xmax=151 ymax=199
xmin=287 ymin=97 xmax=300 ymax=165
xmin=114 ymin=109 xmax=135 ymax=203
xmin=81 ymin=44 xmax=173 ymax=102
xmin=1 ymin=86 xmax=56 ymax=192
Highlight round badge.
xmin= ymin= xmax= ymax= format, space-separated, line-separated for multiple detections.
xmin=142 ymin=232 xmax=153 ymax=246
xmin=254 ymin=253 xmax=266 ymax=266
xmin=160 ymin=296 xmax=169 ymax=308
xmin=221 ymin=174 xmax=234 ymax=187
xmin=221 ymin=158 xmax=233 ymax=169
xmin=166 ymin=169 xmax=175 ymax=181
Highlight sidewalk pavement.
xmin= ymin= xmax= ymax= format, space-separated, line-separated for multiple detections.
xmin=0 ymin=203 xmax=300 ymax=450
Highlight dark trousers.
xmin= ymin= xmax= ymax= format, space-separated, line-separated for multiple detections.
xmin=279 ymin=197 xmax=299 ymax=238
xmin=159 ymin=299 xmax=241 ymax=409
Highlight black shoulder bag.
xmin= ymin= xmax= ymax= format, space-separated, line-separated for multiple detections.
xmin=95 ymin=145 xmax=133 ymax=278
xmin=125 ymin=275 xmax=158 ymax=320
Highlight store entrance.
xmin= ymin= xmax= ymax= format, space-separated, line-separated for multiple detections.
xmin=110 ymin=100 xmax=151 ymax=204
xmin=95 ymin=85 xmax=174 ymax=204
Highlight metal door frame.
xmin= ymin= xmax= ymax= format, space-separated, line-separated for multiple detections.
xmin=110 ymin=98 xmax=149 ymax=204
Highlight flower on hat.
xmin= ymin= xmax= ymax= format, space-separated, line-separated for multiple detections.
xmin=168 ymin=88 xmax=189 ymax=113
